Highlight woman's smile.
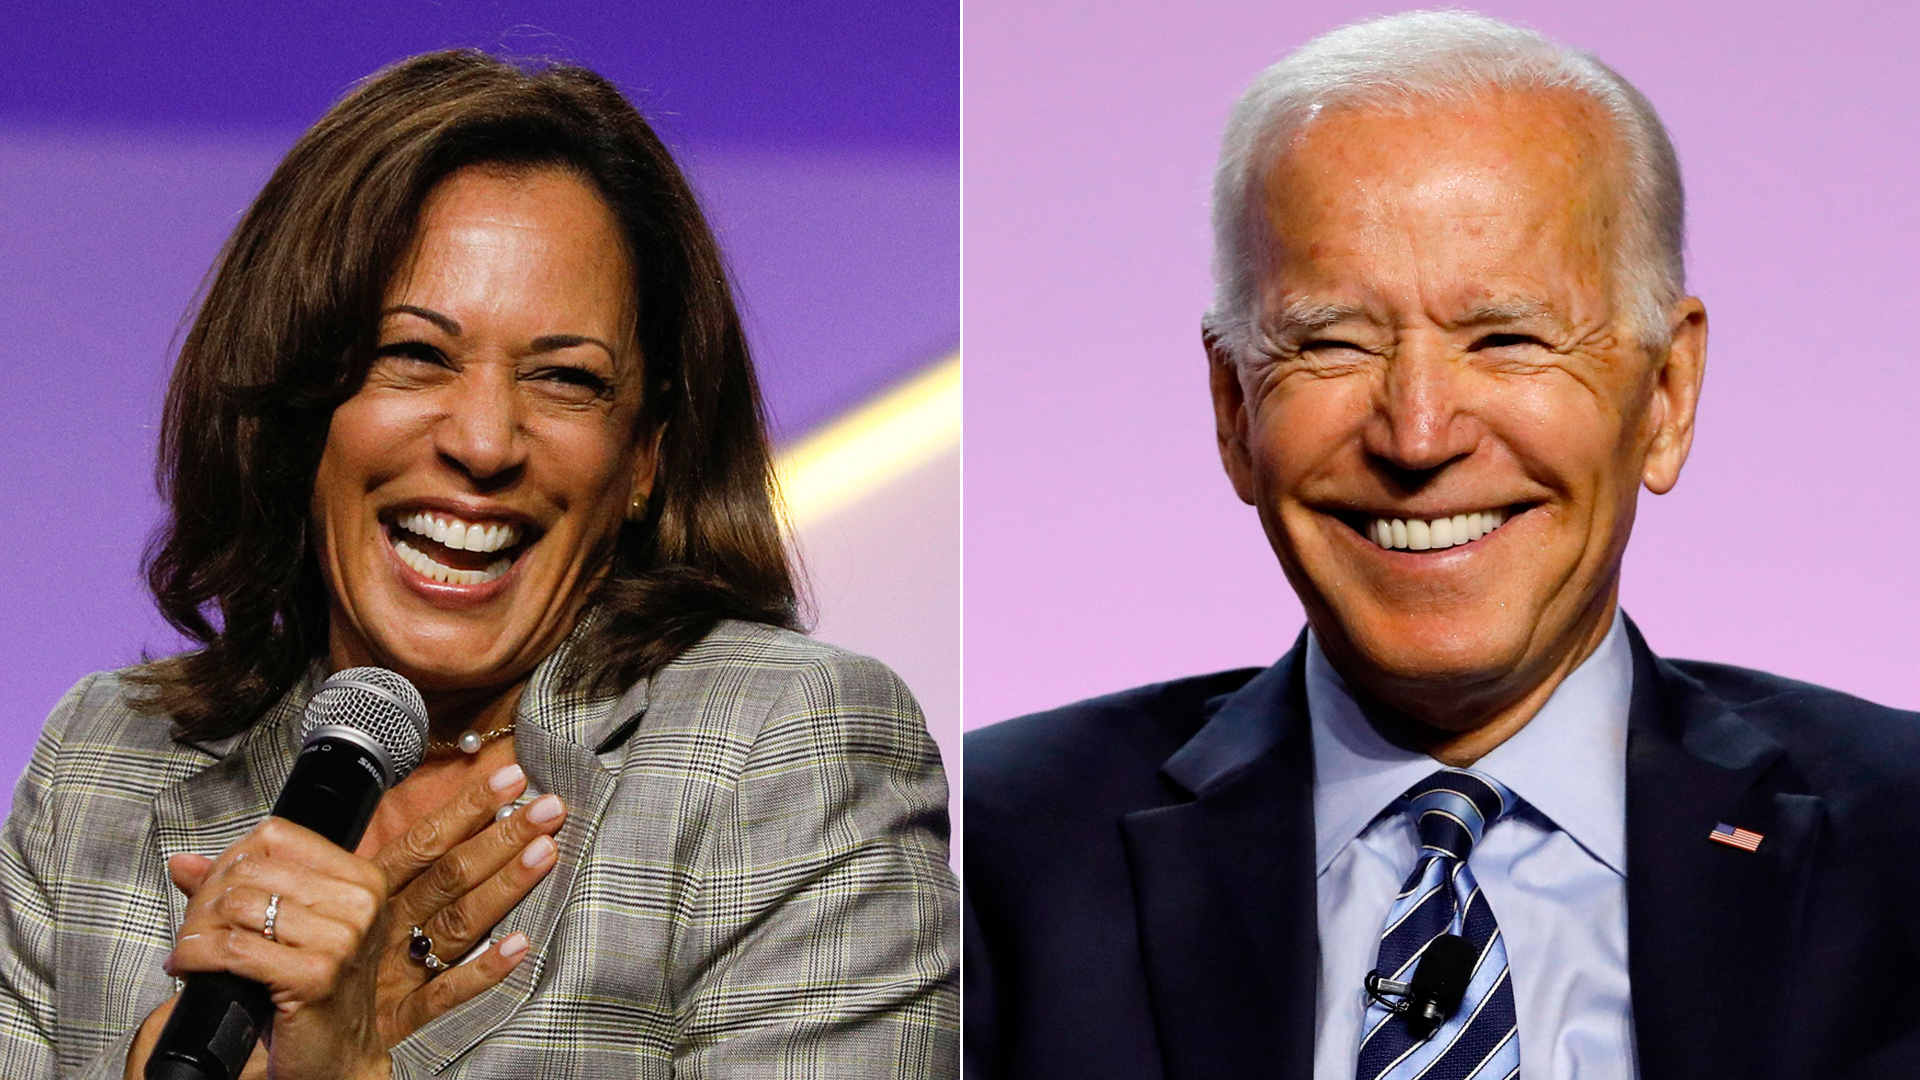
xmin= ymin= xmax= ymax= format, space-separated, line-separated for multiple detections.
xmin=379 ymin=502 xmax=543 ymax=606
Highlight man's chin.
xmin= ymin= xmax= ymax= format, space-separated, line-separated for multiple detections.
xmin=1315 ymin=610 xmax=1539 ymax=704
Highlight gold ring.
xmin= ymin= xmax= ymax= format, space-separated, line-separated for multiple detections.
xmin=261 ymin=893 xmax=281 ymax=942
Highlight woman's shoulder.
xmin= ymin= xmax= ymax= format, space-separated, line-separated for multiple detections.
xmin=643 ymin=620 xmax=924 ymax=737
xmin=24 ymin=665 xmax=229 ymax=797
xmin=668 ymin=618 xmax=892 ymax=672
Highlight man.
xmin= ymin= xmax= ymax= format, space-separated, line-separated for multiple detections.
xmin=965 ymin=12 xmax=1920 ymax=1080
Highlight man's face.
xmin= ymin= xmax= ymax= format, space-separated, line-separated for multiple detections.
xmin=1210 ymin=88 xmax=1705 ymax=726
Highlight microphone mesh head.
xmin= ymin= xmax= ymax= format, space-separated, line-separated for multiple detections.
xmin=302 ymin=667 xmax=429 ymax=781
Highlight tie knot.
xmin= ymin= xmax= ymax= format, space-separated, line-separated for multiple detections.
xmin=1404 ymin=767 xmax=1514 ymax=862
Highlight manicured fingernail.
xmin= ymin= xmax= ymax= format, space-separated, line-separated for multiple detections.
xmin=494 ymin=804 xmax=514 ymax=822
xmin=489 ymin=764 xmax=525 ymax=792
xmin=527 ymin=794 xmax=563 ymax=824
xmin=499 ymin=933 xmax=529 ymax=959
xmin=521 ymin=835 xmax=556 ymax=868
xmin=162 ymin=951 xmax=175 ymax=975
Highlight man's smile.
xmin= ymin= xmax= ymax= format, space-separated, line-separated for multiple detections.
xmin=1343 ymin=505 xmax=1527 ymax=552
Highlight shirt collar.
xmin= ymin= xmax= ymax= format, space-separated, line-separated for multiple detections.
xmin=1306 ymin=608 xmax=1633 ymax=877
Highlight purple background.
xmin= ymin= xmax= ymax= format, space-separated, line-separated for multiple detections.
xmin=0 ymin=3 xmax=957 ymax=787
xmin=964 ymin=0 xmax=1918 ymax=727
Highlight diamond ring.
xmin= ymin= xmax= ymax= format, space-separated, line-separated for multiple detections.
xmin=408 ymin=925 xmax=446 ymax=974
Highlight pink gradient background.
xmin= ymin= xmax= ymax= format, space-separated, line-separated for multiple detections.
xmin=964 ymin=1 xmax=1919 ymax=727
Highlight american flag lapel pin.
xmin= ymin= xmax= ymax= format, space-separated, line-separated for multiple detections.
xmin=1708 ymin=822 xmax=1764 ymax=852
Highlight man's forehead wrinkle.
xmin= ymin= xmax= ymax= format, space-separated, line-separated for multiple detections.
xmin=1266 ymin=88 xmax=1623 ymax=228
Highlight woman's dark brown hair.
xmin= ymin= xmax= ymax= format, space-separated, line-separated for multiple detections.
xmin=135 ymin=49 xmax=800 ymax=738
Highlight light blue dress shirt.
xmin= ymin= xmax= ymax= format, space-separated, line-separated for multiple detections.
xmin=1307 ymin=610 xmax=1639 ymax=1080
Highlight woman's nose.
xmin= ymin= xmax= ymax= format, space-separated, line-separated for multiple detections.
xmin=433 ymin=367 xmax=527 ymax=485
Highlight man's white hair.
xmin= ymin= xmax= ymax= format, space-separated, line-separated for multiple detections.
xmin=1207 ymin=10 xmax=1686 ymax=360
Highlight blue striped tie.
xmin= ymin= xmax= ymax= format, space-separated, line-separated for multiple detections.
xmin=1355 ymin=767 xmax=1522 ymax=1080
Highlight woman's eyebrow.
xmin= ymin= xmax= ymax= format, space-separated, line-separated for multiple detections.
xmin=383 ymin=304 xmax=461 ymax=335
xmin=382 ymin=310 xmax=615 ymax=360
xmin=531 ymin=333 xmax=616 ymax=359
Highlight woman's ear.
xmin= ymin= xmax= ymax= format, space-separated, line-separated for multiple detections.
xmin=627 ymin=422 xmax=667 ymax=520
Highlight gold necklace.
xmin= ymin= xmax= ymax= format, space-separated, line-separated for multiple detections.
xmin=425 ymin=725 xmax=514 ymax=755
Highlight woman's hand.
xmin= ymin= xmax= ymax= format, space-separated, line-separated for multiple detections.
xmin=368 ymin=764 xmax=566 ymax=1045
xmin=163 ymin=818 xmax=390 ymax=1080
xmin=127 ymin=762 xmax=567 ymax=1080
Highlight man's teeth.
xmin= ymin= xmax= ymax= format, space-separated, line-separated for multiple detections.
xmin=1367 ymin=508 xmax=1512 ymax=551
xmin=393 ymin=538 xmax=512 ymax=586
xmin=394 ymin=512 xmax=522 ymax=553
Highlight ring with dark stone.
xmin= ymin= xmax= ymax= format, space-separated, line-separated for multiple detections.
xmin=408 ymin=925 xmax=446 ymax=973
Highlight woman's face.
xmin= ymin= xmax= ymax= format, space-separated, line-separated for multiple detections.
xmin=310 ymin=165 xmax=656 ymax=693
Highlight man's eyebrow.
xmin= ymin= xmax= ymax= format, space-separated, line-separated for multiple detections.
xmin=382 ymin=305 xmax=461 ymax=336
xmin=1266 ymin=300 xmax=1374 ymax=336
xmin=1450 ymin=297 xmax=1557 ymax=327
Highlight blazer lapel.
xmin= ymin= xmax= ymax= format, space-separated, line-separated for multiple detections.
xmin=1120 ymin=642 xmax=1317 ymax=1080
xmin=152 ymin=653 xmax=648 ymax=1075
xmin=151 ymin=679 xmax=314 ymax=930
xmin=1623 ymin=622 xmax=1823 ymax=1080
xmin=396 ymin=671 xmax=643 ymax=1074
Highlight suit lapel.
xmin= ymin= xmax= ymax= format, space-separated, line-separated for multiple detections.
xmin=1623 ymin=622 xmax=1823 ymax=1080
xmin=1121 ymin=643 xmax=1317 ymax=1080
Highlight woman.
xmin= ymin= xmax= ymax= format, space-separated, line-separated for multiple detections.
xmin=0 ymin=51 xmax=956 ymax=1080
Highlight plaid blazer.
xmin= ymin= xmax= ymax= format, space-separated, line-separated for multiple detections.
xmin=0 ymin=621 xmax=958 ymax=1078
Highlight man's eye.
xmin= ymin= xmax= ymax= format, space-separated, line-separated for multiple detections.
xmin=1470 ymin=333 xmax=1546 ymax=351
xmin=1300 ymin=339 xmax=1367 ymax=353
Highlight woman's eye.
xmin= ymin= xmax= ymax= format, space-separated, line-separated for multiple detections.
xmin=1301 ymin=338 xmax=1366 ymax=352
xmin=373 ymin=341 xmax=448 ymax=367
xmin=534 ymin=366 xmax=612 ymax=396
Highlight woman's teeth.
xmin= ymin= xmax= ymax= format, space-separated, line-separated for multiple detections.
xmin=392 ymin=537 xmax=511 ymax=585
xmin=389 ymin=512 xmax=523 ymax=586
xmin=1366 ymin=507 xmax=1511 ymax=551
xmin=394 ymin=511 xmax=522 ymax=553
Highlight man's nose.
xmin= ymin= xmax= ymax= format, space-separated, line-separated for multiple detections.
xmin=1366 ymin=340 xmax=1474 ymax=475
xmin=433 ymin=367 xmax=527 ymax=486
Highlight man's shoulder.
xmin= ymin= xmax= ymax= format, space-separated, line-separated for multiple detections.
xmin=965 ymin=667 xmax=1265 ymax=818
xmin=1667 ymin=655 xmax=1920 ymax=795
xmin=1672 ymin=656 xmax=1918 ymax=733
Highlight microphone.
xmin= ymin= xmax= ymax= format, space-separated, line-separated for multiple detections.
xmin=146 ymin=668 xmax=428 ymax=1080
xmin=1364 ymin=933 xmax=1477 ymax=1040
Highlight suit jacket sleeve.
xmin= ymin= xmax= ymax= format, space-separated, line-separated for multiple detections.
xmin=0 ymin=675 xmax=151 ymax=1080
xmin=669 ymin=651 xmax=959 ymax=1079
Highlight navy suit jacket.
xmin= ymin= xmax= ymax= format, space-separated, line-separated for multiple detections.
xmin=965 ymin=621 xmax=1920 ymax=1080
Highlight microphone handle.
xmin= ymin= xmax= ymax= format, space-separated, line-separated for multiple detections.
xmin=146 ymin=735 xmax=388 ymax=1080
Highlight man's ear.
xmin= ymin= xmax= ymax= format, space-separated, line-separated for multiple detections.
xmin=1642 ymin=297 xmax=1707 ymax=495
xmin=1205 ymin=323 xmax=1259 ymax=506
